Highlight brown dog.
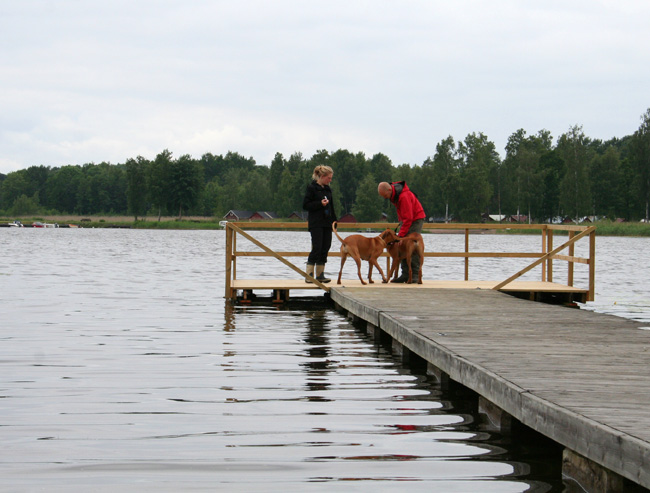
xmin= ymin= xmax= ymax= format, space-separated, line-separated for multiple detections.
xmin=383 ymin=229 xmax=425 ymax=284
xmin=332 ymin=222 xmax=393 ymax=285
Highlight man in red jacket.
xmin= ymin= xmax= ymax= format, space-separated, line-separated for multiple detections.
xmin=378 ymin=181 xmax=426 ymax=283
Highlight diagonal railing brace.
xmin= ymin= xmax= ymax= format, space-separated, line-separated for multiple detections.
xmin=493 ymin=226 xmax=595 ymax=291
xmin=228 ymin=223 xmax=330 ymax=292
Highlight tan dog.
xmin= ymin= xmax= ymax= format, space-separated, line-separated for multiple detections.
xmin=332 ymin=222 xmax=393 ymax=285
xmin=383 ymin=229 xmax=425 ymax=284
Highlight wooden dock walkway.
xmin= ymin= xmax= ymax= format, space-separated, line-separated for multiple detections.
xmin=330 ymin=286 xmax=650 ymax=491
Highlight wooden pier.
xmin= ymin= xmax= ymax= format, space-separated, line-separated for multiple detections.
xmin=329 ymin=286 xmax=650 ymax=492
xmin=224 ymin=221 xmax=595 ymax=304
xmin=223 ymin=222 xmax=650 ymax=489
xmin=225 ymin=223 xmax=650 ymax=492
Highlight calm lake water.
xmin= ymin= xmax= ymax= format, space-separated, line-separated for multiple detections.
xmin=1 ymin=228 xmax=648 ymax=491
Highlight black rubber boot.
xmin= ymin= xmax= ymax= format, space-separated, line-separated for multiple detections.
xmin=315 ymin=264 xmax=331 ymax=283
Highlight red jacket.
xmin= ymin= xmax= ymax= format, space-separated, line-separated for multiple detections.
xmin=390 ymin=181 xmax=426 ymax=236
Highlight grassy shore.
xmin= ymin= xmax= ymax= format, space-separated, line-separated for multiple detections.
xmin=2 ymin=216 xmax=650 ymax=236
xmin=0 ymin=215 xmax=225 ymax=229
xmin=502 ymin=221 xmax=650 ymax=237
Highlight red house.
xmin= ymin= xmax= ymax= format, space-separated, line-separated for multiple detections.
xmin=338 ymin=213 xmax=357 ymax=223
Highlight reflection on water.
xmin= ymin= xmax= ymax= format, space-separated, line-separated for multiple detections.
xmin=215 ymin=302 xmax=559 ymax=492
xmin=2 ymin=228 xmax=647 ymax=490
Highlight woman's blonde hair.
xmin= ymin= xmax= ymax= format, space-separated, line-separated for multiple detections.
xmin=312 ymin=165 xmax=333 ymax=181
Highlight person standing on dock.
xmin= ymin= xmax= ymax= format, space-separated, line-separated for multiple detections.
xmin=303 ymin=165 xmax=337 ymax=283
xmin=378 ymin=181 xmax=426 ymax=283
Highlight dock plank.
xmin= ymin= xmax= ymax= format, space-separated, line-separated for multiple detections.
xmin=329 ymin=287 xmax=650 ymax=489
xmin=231 ymin=279 xmax=588 ymax=303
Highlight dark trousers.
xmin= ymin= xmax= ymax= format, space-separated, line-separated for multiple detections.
xmin=308 ymin=227 xmax=332 ymax=264
xmin=400 ymin=218 xmax=424 ymax=275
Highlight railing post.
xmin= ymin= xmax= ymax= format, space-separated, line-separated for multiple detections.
xmin=541 ymin=228 xmax=547 ymax=282
xmin=589 ymin=229 xmax=596 ymax=301
xmin=568 ymin=231 xmax=575 ymax=287
xmin=547 ymin=228 xmax=553 ymax=283
xmin=464 ymin=228 xmax=469 ymax=281
xmin=232 ymin=229 xmax=237 ymax=280
xmin=225 ymin=224 xmax=233 ymax=299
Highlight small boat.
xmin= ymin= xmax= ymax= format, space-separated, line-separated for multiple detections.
xmin=31 ymin=222 xmax=59 ymax=228
xmin=8 ymin=220 xmax=24 ymax=227
xmin=219 ymin=220 xmax=228 ymax=228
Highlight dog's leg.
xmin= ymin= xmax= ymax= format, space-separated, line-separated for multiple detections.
xmin=382 ymin=257 xmax=393 ymax=283
xmin=353 ymin=255 xmax=366 ymax=285
xmin=337 ymin=250 xmax=347 ymax=284
xmin=405 ymin=250 xmax=413 ymax=284
xmin=389 ymin=255 xmax=399 ymax=281
xmin=347 ymin=247 xmax=366 ymax=285
xmin=370 ymin=258 xmax=387 ymax=283
xmin=387 ymin=247 xmax=399 ymax=281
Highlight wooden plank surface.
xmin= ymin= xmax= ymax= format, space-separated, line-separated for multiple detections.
xmin=231 ymin=279 xmax=588 ymax=293
xmin=329 ymin=287 xmax=650 ymax=488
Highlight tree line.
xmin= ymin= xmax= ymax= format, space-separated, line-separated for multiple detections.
xmin=1 ymin=108 xmax=649 ymax=223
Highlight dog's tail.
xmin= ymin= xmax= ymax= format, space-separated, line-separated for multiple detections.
xmin=332 ymin=221 xmax=345 ymax=244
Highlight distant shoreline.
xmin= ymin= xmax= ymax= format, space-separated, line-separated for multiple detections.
xmin=2 ymin=215 xmax=649 ymax=236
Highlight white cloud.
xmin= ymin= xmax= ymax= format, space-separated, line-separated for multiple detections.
xmin=1 ymin=0 xmax=649 ymax=174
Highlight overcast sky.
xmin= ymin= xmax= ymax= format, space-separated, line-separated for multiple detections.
xmin=1 ymin=0 xmax=649 ymax=175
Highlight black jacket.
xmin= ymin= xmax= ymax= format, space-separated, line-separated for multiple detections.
xmin=303 ymin=180 xmax=337 ymax=228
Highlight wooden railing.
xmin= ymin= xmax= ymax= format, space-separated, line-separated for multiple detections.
xmin=224 ymin=222 xmax=596 ymax=301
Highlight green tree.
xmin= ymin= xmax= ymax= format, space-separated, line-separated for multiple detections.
xmin=200 ymin=152 xmax=224 ymax=183
xmin=456 ymin=133 xmax=497 ymax=221
xmin=590 ymin=146 xmax=620 ymax=217
xmin=23 ymin=165 xmax=50 ymax=203
xmin=271 ymin=152 xmax=312 ymax=217
xmin=239 ymin=168 xmax=272 ymax=211
xmin=44 ymin=165 xmax=84 ymax=213
xmin=168 ymin=154 xmax=204 ymax=219
xmin=617 ymin=156 xmax=640 ymax=220
xmin=9 ymin=193 xmax=41 ymax=215
xmin=538 ymin=150 xmax=564 ymax=221
xmin=223 ymin=151 xmax=256 ymax=174
xmin=431 ymin=136 xmax=460 ymax=222
xmin=275 ymin=168 xmax=299 ymax=217
xmin=219 ymin=168 xmax=246 ymax=214
xmin=148 ymin=150 xmax=173 ymax=220
xmin=0 ymin=170 xmax=30 ymax=210
xmin=503 ymin=129 xmax=551 ymax=221
xmin=352 ymin=174 xmax=383 ymax=222
xmin=367 ymin=153 xmax=393 ymax=182
xmin=330 ymin=149 xmax=365 ymax=214
xmin=201 ymin=179 xmax=222 ymax=217
xmin=99 ymin=162 xmax=127 ymax=214
xmin=269 ymin=152 xmax=285 ymax=197
xmin=557 ymin=125 xmax=593 ymax=220
xmin=633 ymin=108 xmax=650 ymax=221
xmin=285 ymin=151 xmax=305 ymax=174
xmin=126 ymin=156 xmax=149 ymax=220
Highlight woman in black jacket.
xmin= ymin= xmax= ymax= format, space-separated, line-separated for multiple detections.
xmin=302 ymin=165 xmax=336 ymax=283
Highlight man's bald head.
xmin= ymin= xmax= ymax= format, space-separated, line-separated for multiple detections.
xmin=378 ymin=182 xmax=392 ymax=200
